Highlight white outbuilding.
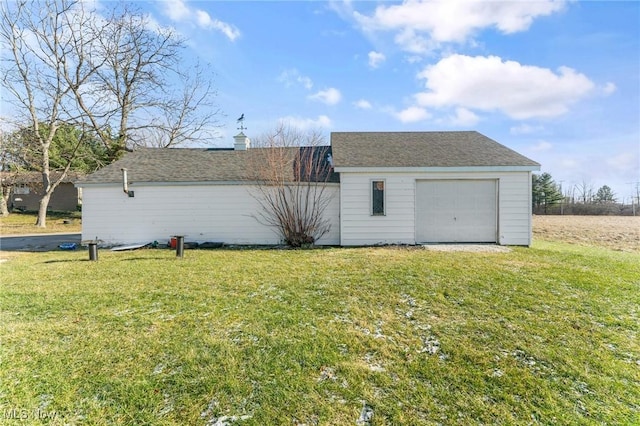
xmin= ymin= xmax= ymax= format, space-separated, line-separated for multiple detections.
xmin=76 ymin=131 xmax=540 ymax=247
xmin=331 ymin=132 xmax=540 ymax=246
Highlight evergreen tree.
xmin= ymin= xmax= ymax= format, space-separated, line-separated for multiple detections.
xmin=532 ymin=173 xmax=563 ymax=213
xmin=594 ymin=185 xmax=616 ymax=204
xmin=4 ymin=123 xmax=109 ymax=174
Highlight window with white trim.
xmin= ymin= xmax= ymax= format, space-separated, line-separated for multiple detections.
xmin=14 ymin=184 xmax=30 ymax=195
xmin=372 ymin=180 xmax=385 ymax=216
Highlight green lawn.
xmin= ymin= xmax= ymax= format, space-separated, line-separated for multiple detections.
xmin=1 ymin=244 xmax=639 ymax=425
xmin=0 ymin=212 xmax=82 ymax=235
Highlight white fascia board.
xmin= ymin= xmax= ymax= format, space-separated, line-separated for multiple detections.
xmin=76 ymin=180 xmax=341 ymax=188
xmin=76 ymin=180 xmax=250 ymax=188
xmin=333 ymin=165 xmax=541 ymax=173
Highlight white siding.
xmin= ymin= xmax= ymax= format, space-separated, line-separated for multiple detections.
xmin=340 ymin=171 xmax=533 ymax=246
xmin=81 ymin=184 xmax=340 ymax=246
xmin=497 ymin=172 xmax=533 ymax=246
xmin=339 ymin=174 xmax=416 ymax=246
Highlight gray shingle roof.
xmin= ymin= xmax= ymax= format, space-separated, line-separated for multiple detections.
xmin=76 ymin=147 xmax=338 ymax=185
xmin=78 ymin=131 xmax=539 ymax=185
xmin=331 ymin=131 xmax=540 ymax=168
xmin=1 ymin=171 xmax=84 ymax=184
xmin=77 ymin=148 xmax=249 ymax=184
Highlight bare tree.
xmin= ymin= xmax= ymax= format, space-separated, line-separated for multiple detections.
xmin=1 ymin=0 xmax=221 ymax=226
xmin=71 ymin=5 xmax=221 ymax=154
xmin=248 ymin=124 xmax=336 ymax=247
xmin=575 ymin=180 xmax=595 ymax=204
xmin=137 ymin=65 xmax=221 ymax=149
xmin=1 ymin=0 xmax=94 ymax=226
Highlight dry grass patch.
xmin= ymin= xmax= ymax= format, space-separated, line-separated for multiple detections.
xmin=533 ymin=215 xmax=640 ymax=252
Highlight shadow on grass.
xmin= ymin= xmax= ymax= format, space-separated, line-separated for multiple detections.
xmin=42 ymin=255 xmax=179 ymax=263
xmin=42 ymin=258 xmax=91 ymax=264
xmin=119 ymin=256 xmax=179 ymax=262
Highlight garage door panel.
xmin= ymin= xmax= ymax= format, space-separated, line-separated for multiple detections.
xmin=416 ymin=180 xmax=497 ymax=243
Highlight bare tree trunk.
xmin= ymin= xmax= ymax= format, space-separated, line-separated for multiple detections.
xmin=0 ymin=184 xmax=9 ymax=217
xmin=35 ymin=150 xmax=73 ymax=227
xmin=36 ymin=191 xmax=51 ymax=227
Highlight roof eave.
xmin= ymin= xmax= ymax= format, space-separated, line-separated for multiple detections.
xmin=333 ymin=165 xmax=541 ymax=173
xmin=76 ymin=180 xmax=253 ymax=188
xmin=76 ymin=180 xmax=342 ymax=188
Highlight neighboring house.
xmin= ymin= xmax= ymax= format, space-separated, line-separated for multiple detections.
xmin=76 ymin=131 xmax=540 ymax=247
xmin=1 ymin=171 xmax=83 ymax=212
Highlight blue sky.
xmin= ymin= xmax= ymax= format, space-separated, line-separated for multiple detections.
xmin=142 ymin=0 xmax=638 ymax=201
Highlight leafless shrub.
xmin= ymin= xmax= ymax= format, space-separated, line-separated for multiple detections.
xmin=248 ymin=123 xmax=336 ymax=247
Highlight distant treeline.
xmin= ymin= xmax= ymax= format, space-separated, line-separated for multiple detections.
xmin=532 ymin=172 xmax=639 ymax=216
xmin=533 ymin=202 xmax=638 ymax=216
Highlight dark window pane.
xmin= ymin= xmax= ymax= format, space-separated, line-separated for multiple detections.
xmin=372 ymin=181 xmax=384 ymax=215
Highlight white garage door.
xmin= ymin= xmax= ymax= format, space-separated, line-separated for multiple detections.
xmin=416 ymin=180 xmax=497 ymax=243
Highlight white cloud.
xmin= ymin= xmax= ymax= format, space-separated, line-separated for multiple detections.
xmin=162 ymin=0 xmax=240 ymax=41
xmin=278 ymin=69 xmax=313 ymax=90
xmin=605 ymin=151 xmax=639 ymax=178
xmin=405 ymin=55 xmax=423 ymax=64
xmin=195 ymin=10 xmax=241 ymax=41
xmin=308 ymin=88 xmax=342 ymax=105
xmin=530 ymin=140 xmax=553 ymax=152
xmin=164 ymin=0 xmax=190 ymax=21
xmin=602 ymin=82 xmax=617 ymax=95
xmin=449 ymin=107 xmax=479 ymax=126
xmin=368 ymin=51 xmax=386 ymax=68
xmin=414 ymin=54 xmax=595 ymax=119
xmin=559 ymin=158 xmax=579 ymax=170
xmin=354 ymin=1 xmax=566 ymax=53
xmin=195 ymin=9 xmax=211 ymax=26
xmin=510 ymin=123 xmax=544 ymax=135
xmin=354 ymin=99 xmax=372 ymax=109
xmin=279 ymin=115 xmax=332 ymax=130
xmin=393 ymin=28 xmax=438 ymax=54
xmin=394 ymin=106 xmax=431 ymax=123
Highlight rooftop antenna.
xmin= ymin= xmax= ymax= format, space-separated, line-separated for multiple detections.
xmin=237 ymin=113 xmax=246 ymax=132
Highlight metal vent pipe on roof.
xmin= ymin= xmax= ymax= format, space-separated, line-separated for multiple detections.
xmin=121 ymin=168 xmax=134 ymax=197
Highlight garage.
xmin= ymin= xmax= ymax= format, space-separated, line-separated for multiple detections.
xmin=416 ymin=179 xmax=497 ymax=243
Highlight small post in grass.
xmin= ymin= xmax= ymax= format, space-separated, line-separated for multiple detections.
xmin=83 ymin=239 xmax=100 ymax=261
xmin=175 ymin=235 xmax=185 ymax=258
xmin=88 ymin=242 xmax=98 ymax=261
